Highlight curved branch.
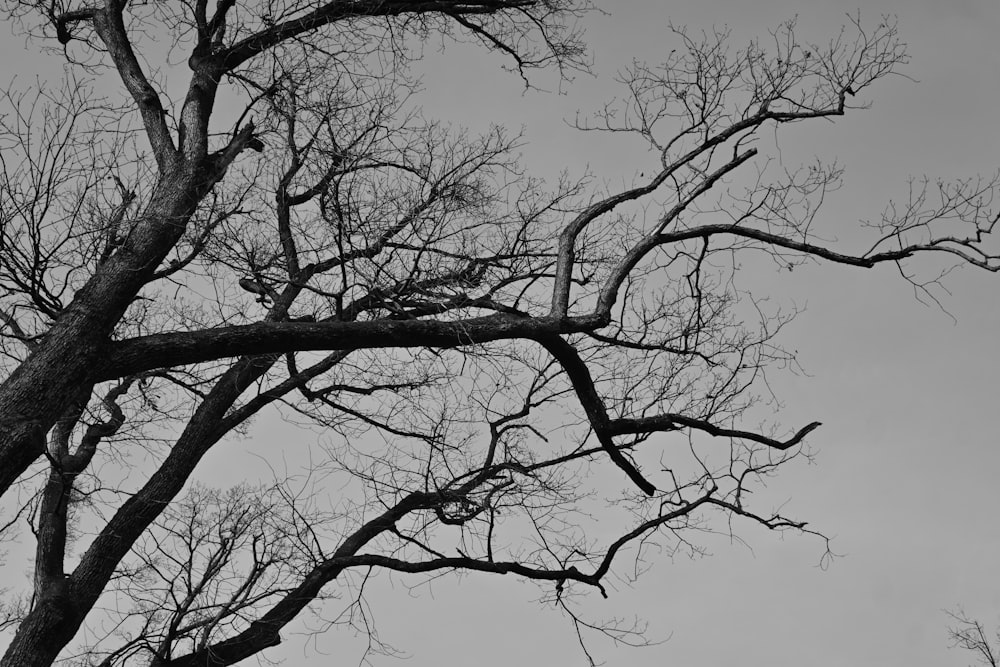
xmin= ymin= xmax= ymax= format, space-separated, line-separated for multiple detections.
xmin=610 ymin=414 xmax=822 ymax=452
xmin=156 ymin=488 xmax=444 ymax=667
xmin=594 ymin=148 xmax=757 ymax=317
xmin=533 ymin=334 xmax=656 ymax=496
xmin=51 ymin=7 xmax=96 ymax=44
xmin=551 ymin=85 xmax=856 ymax=317
xmin=160 ymin=490 xmax=717 ymax=667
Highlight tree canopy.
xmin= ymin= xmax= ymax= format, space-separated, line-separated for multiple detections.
xmin=0 ymin=2 xmax=997 ymax=665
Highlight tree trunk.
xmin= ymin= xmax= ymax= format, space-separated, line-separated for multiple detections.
xmin=0 ymin=165 xmax=213 ymax=497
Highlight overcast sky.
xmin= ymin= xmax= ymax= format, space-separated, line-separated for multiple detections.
xmin=312 ymin=2 xmax=1000 ymax=665
xmin=3 ymin=1 xmax=999 ymax=665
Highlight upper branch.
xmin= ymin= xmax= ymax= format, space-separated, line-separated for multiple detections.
xmin=91 ymin=5 xmax=177 ymax=171
xmin=51 ymin=7 xmax=96 ymax=43
xmin=552 ymin=97 xmax=848 ymax=318
xmin=219 ymin=1 xmax=541 ymax=72
xmin=593 ymin=148 xmax=757 ymax=318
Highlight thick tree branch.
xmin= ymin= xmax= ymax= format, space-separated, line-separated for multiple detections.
xmin=533 ymin=334 xmax=656 ymax=495
xmin=100 ymin=313 xmax=607 ymax=380
xmin=92 ymin=7 xmax=177 ymax=171
xmin=51 ymin=7 xmax=96 ymax=44
xmin=158 ymin=488 xmax=446 ymax=667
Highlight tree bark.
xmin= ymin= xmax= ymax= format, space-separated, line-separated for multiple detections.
xmin=0 ymin=164 xmax=227 ymax=497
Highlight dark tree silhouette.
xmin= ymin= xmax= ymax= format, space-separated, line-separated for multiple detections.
xmin=0 ymin=3 xmax=997 ymax=665
xmin=948 ymin=609 xmax=1000 ymax=667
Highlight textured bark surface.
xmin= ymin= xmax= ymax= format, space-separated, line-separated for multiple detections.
xmin=0 ymin=175 xmax=193 ymax=492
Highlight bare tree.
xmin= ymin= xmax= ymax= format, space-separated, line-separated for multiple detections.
xmin=0 ymin=3 xmax=997 ymax=666
xmin=948 ymin=609 xmax=1000 ymax=667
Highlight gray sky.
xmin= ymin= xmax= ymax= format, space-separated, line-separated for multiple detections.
xmin=3 ymin=2 xmax=999 ymax=666
xmin=300 ymin=2 xmax=1000 ymax=665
